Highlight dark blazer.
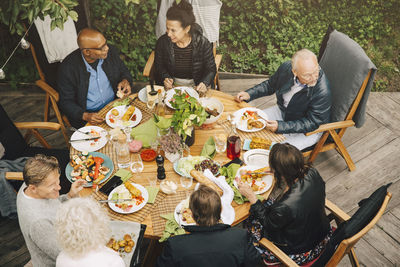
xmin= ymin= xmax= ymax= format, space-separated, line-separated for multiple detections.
xmin=156 ymin=224 xmax=260 ymax=267
xmin=250 ymin=168 xmax=330 ymax=255
xmin=154 ymin=24 xmax=216 ymax=87
xmin=246 ymin=61 xmax=331 ymax=134
xmin=57 ymin=45 xmax=133 ymax=128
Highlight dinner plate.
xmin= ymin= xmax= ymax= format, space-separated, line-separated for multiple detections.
xmin=164 ymin=87 xmax=200 ymax=109
xmin=105 ymin=105 xmax=142 ymax=128
xmin=243 ymin=149 xmax=270 ymax=167
xmin=233 ymin=165 xmax=273 ymax=195
xmin=173 ymin=156 xmax=220 ymax=178
xmin=70 ymin=126 xmax=108 ymax=152
xmin=65 ymin=151 xmax=114 ymax=187
xmin=232 ymin=107 xmax=268 ymax=133
xmin=107 ymin=183 xmax=149 ymax=214
xmin=138 ymin=86 xmax=165 ymax=103
xmin=174 ymin=198 xmax=235 ymax=226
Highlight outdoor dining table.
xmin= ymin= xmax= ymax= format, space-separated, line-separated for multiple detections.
xmin=75 ymin=89 xmax=285 ymax=238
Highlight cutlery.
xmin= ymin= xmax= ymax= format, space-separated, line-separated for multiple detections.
xmin=69 ymin=137 xmax=100 ymax=143
xmin=69 ymin=127 xmax=90 ymax=136
xmin=245 ymin=171 xmax=273 ymax=176
xmin=256 ymin=111 xmax=269 ymax=121
xmin=98 ymin=198 xmax=133 ymax=203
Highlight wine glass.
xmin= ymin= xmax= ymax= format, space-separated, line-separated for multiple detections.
xmin=214 ymin=134 xmax=227 ymax=154
xmin=180 ymin=176 xmax=193 ymax=198
xmin=130 ymin=153 xmax=144 ymax=173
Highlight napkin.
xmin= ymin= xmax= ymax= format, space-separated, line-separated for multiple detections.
xmin=145 ymin=186 xmax=159 ymax=204
xmin=113 ymin=169 xmax=132 ymax=183
xmin=159 ymin=213 xmax=185 ymax=242
xmin=130 ymin=118 xmax=158 ymax=147
xmin=200 ymin=137 xmax=216 ymax=159
xmin=154 ymin=114 xmax=172 ymax=130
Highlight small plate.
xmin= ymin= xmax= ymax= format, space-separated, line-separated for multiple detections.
xmin=70 ymin=126 xmax=108 ymax=152
xmin=138 ymin=86 xmax=165 ymax=103
xmin=233 ymin=165 xmax=273 ymax=195
xmin=107 ymin=183 xmax=149 ymax=214
xmin=164 ymin=87 xmax=200 ymax=109
xmin=232 ymin=107 xmax=268 ymax=133
xmin=105 ymin=105 xmax=142 ymax=129
xmin=65 ymin=152 xmax=114 ymax=187
xmin=243 ymin=149 xmax=270 ymax=167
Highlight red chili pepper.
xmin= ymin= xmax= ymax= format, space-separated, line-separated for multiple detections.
xmin=93 ymin=157 xmax=104 ymax=180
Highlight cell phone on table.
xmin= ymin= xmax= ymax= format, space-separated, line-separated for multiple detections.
xmin=223 ymin=157 xmax=244 ymax=168
xmin=99 ymin=175 xmax=122 ymax=195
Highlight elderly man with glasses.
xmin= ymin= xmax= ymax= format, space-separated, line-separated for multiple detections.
xmin=235 ymin=49 xmax=331 ymax=150
xmin=58 ymin=28 xmax=134 ymax=128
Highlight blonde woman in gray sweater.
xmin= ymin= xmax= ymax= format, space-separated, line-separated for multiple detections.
xmin=16 ymin=154 xmax=85 ymax=267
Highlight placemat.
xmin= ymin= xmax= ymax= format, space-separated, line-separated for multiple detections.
xmin=150 ymin=190 xmax=193 ymax=236
xmin=91 ymin=188 xmax=167 ymax=222
xmin=218 ymin=120 xmax=285 ymax=143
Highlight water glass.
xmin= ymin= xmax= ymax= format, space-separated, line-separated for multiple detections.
xmin=146 ymin=99 xmax=156 ymax=110
xmin=130 ymin=153 xmax=144 ymax=173
xmin=180 ymin=176 xmax=193 ymax=198
xmin=214 ymin=134 xmax=227 ymax=153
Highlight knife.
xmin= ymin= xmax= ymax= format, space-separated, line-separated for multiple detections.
xmin=69 ymin=136 xmax=100 ymax=143
xmin=98 ymin=199 xmax=133 ymax=203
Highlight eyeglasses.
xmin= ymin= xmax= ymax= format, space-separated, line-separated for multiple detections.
xmin=81 ymin=41 xmax=108 ymax=52
xmin=298 ymin=66 xmax=321 ymax=80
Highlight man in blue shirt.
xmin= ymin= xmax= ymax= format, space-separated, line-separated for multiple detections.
xmin=58 ymin=28 xmax=133 ymax=128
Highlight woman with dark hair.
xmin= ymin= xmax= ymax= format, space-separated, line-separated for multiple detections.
xmin=237 ymin=143 xmax=332 ymax=265
xmin=156 ymin=184 xmax=260 ymax=267
xmin=154 ymin=0 xmax=217 ymax=95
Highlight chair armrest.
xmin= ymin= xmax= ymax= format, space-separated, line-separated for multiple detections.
xmin=5 ymin=172 xmax=24 ymax=181
xmin=15 ymin=122 xmax=61 ymax=131
xmin=215 ymin=54 xmax=222 ymax=70
xmin=143 ymin=51 xmax=155 ymax=77
xmin=35 ymin=80 xmax=59 ymax=101
xmin=325 ymin=198 xmax=351 ymax=222
xmin=259 ymin=238 xmax=298 ymax=267
xmin=305 ymin=120 xmax=355 ymax=136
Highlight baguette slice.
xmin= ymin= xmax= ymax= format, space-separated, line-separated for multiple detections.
xmin=190 ymin=170 xmax=223 ymax=196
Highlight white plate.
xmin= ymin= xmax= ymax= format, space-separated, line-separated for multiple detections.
xmin=108 ymin=183 xmax=149 ymax=214
xmin=70 ymin=126 xmax=108 ymax=152
xmin=105 ymin=105 xmax=142 ymax=129
xmin=233 ymin=165 xmax=273 ymax=195
xmin=243 ymin=149 xmax=270 ymax=167
xmin=164 ymin=87 xmax=200 ymax=109
xmin=173 ymin=156 xmax=220 ymax=177
xmin=174 ymin=198 xmax=235 ymax=226
xmin=232 ymin=107 xmax=268 ymax=132
xmin=199 ymin=97 xmax=224 ymax=124
xmin=138 ymin=86 xmax=165 ymax=103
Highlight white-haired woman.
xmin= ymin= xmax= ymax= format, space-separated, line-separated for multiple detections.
xmin=55 ymin=198 xmax=125 ymax=267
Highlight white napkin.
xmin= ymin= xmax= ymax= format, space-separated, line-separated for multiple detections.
xmin=203 ymin=169 xmax=235 ymax=225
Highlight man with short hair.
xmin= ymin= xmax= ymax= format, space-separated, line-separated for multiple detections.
xmin=58 ymin=28 xmax=134 ymax=128
xmin=17 ymin=154 xmax=85 ymax=267
xmin=235 ymin=49 xmax=331 ymax=150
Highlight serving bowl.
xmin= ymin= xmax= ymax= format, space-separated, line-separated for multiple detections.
xmin=199 ymin=97 xmax=224 ymax=124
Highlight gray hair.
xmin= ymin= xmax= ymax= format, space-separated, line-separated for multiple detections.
xmin=23 ymin=154 xmax=59 ymax=186
xmin=291 ymin=49 xmax=317 ymax=71
xmin=55 ymin=198 xmax=111 ymax=258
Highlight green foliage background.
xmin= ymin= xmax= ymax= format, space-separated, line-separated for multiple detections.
xmin=1 ymin=0 xmax=399 ymax=91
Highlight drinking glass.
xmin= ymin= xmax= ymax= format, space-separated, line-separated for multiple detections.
xmin=180 ymin=176 xmax=193 ymax=198
xmin=214 ymin=134 xmax=227 ymax=154
xmin=130 ymin=153 xmax=144 ymax=173
xmin=146 ymin=99 xmax=156 ymax=110
xmin=227 ymin=135 xmax=241 ymax=160
xmin=123 ymin=126 xmax=132 ymax=142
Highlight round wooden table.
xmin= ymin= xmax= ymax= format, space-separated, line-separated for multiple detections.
xmin=76 ymin=90 xmax=284 ymax=238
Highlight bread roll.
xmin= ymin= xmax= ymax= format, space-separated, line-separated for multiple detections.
xmin=190 ymin=170 xmax=223 ymax=196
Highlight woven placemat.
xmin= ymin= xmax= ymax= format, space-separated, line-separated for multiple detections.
xmin=218 ymin=120 xmax=285 ymax=143
xmin=150 ymin=190 xmax=192 ymax=236
xmin=91 ymin=188 xmax=167 ymax=222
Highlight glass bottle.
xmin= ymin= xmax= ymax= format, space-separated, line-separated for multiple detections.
xmin=115 ymin=134 xmax=131 ymax=169
xmin=156 ymin=91 xmax=166 ymax=116
xmin=226 ymin=121 xmax=241 ymax=160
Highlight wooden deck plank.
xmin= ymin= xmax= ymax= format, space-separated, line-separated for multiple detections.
xmin=377 ymin=211 xmax=400 ymax=243
xmin=390 ymin=205 xmax=400 ymax=221
xmin=367 ymin=92 xmax=400 ymax=136
xmin=351 ymin=238 xmax=396 ymax=266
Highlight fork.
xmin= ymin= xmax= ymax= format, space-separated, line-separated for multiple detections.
xmin=69 ymin=127 xmax=90 ymax=136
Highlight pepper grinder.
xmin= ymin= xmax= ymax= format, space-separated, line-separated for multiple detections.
xmin=156 ymin=155 xmax=166 ymax=180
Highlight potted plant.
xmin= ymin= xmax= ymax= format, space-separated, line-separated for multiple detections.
xmin=170 ymin=90 xmax=207 ymax=146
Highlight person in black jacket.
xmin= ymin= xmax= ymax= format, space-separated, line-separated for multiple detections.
xmin=237 ymin=143 xmax=332 ymax=265
xmin=58 ymin=28 xmax=133 ymax=128
xmin=156 ymin=185 xmax=261 ymax=267
xmin=154 ymin=0 xmax=216 ymax=95
xmin=235 ymin=49 xmax=331 ymax=150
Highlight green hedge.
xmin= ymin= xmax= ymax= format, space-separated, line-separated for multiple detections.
xmin=1 ymin=0 xmax=399 ymax=91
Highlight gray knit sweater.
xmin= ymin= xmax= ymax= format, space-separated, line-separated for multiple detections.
xmin=17 ymin=184 xmax=69 ymax=267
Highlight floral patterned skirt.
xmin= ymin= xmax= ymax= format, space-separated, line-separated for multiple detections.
xmin=245 ymin=199 xmax=333 ymax=265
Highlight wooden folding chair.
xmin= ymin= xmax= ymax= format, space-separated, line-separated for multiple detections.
xmin=143 ymin=43 xmax=222 ymax=90
xmin=259 ymin=192 xmax=391 ymax=267
xmin=302 ymin=29 xmax=377 ymax=171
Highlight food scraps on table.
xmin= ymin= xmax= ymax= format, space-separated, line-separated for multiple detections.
xmin=107 ymin=233 xmax=135 ymax=255
xmin=69 ymin=154 xmax=110 ymax=184
xmin=250 ymin=137 xmax=272 ymax=149
xmin=140 ymin=149 xmax=157 ymax=162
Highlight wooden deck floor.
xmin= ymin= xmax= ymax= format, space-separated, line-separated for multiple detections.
xmin=1 ymin=78 xmax=400 ymax=266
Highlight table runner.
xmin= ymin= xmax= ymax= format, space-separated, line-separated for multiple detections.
xmin=150 ymin=190 xmax=193 ymax=236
